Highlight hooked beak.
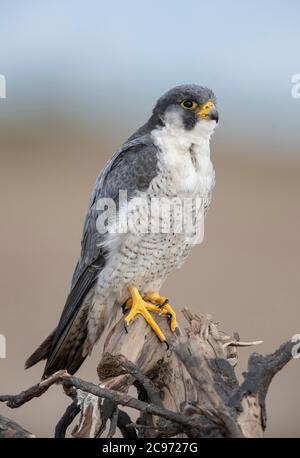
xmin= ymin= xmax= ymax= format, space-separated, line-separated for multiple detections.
xmin=197 ymin=100 xmax=219 ymax=123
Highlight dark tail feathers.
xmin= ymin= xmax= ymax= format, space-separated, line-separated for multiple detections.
xmin=25 ymin=330 xmax=55 ymax=369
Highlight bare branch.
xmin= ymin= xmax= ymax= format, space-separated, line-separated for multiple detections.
xmin=0 ymin=414 xmax=35 ymax=438
xmin=0 ymin=372 xmax=196 ymax=431
xmin=1 ymin=310 xmax=296 ymax=438
xmin=107 ymin=406 xmax=119 ymax=438
xmin=0 ymin=370 xmax=68 ymax=408
xmin=54 ymin=399 xmax=80 ymax=438
xmin=62 ymin=375 xmax=197 ymax=429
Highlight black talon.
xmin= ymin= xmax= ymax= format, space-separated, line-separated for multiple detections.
xmin=163 ymin=340 xmax=170 ymax=350
xmin=155 ymin=298 xmax=169 ymax=309
xmin=154 ymin=302 xmax=163 ymax=309
xmin=174 ymin=326 xmax=181 ymax=337
xmin=124 ymin=322 xmax=129 ymax=334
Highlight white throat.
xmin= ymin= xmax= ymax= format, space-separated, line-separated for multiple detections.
xmin=151 ymin=113 xmax=216 ymax=196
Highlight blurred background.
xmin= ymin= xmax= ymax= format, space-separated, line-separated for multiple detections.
xmin=0 ymin=0 xmax=299 ymax=437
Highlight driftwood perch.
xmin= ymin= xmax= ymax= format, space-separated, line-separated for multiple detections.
xmin=0 ymin=308 xmax=298 ymax=438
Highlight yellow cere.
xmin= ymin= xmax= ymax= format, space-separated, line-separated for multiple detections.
xmin=197 ymin=100 xmax=214 ymax=119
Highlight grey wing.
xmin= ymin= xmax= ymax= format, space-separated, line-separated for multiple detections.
xmin=71 ymin=136 xmax=159 ymax=286
xmin=35 ymin=137 xmax=159 ymax=375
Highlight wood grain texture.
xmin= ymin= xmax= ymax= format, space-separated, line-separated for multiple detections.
xmin=1 ymin=309 xmax=297 ymax=438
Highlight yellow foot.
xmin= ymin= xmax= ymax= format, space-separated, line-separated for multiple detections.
xmin=124 ymin=286 xmax=177 ymax=342
xmin=143 ymin=292 xmax=177 ymax=332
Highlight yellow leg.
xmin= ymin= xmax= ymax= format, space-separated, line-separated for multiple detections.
xmin=143 ymin=292 xmax=177 ymax=333
xmin=124 ymin=286 xmax=167 ymax=342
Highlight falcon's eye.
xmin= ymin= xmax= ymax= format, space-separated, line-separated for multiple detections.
xmin=181 ymin=100 xmax=198 ymax=110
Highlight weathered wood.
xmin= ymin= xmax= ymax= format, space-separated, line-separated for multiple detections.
xmin=0 ymin=309 xmax=297 ymax=438
xmin=73 ymin=308 xmax=296 ymax=438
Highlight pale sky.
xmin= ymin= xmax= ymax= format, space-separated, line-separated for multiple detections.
xmin=0 ymin=0 xmax=299 ymax=156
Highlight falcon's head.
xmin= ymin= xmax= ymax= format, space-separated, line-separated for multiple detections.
xmin=152 ymin=84 xmax=218 ymax=131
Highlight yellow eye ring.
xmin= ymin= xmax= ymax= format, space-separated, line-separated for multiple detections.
xmin=181 ymin=100 xmax=198 ymax=110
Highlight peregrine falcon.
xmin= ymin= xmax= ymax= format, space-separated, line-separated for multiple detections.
xmin=25 ymin=84 xmax=218 ymax=377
